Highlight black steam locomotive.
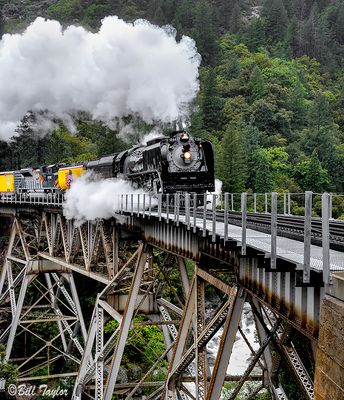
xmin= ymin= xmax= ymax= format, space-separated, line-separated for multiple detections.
xmin=87 ymin=130 xmax=215 ymax=194
xmin=0 ymin=131 xmax=214 ymax=197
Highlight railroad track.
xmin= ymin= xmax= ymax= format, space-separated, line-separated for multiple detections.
xmin=168 ymin=208 xmax=344 ymax=251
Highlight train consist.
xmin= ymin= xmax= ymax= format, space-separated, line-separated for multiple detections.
xmin=0 ymin=130 xmax=215 ymax=199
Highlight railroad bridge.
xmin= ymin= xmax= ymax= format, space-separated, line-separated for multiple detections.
xmin=0 ymin=191 xmax=343 ymax=400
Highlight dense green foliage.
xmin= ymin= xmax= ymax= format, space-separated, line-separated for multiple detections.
xmin=1 ymin=0 xmax=344 ymax=193
xmin=0 ymin=344 xmax=18 ymax=389
xmin=0 ymin=2 xmax=330 ymax=396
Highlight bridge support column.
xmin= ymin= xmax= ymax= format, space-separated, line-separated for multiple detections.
xmin=0 ymin=218 xmax=87 ymax=381
xmin=314 ymin=282 xmax=344 ymax=400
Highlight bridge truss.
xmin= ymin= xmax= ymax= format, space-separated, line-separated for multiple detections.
xmin=0 ymin=204 xmax=320 ymax=400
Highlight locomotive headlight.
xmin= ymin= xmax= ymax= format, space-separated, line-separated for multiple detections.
xmin=184 ymin=151 xmax=192 ymax=160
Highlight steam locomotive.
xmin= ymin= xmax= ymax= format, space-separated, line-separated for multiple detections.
xmin=0 ymin=131 xmax=215 ymax=197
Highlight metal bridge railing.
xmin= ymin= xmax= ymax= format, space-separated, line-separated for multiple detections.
xmin=116 ymin=191 xmax=343 ymax=286
xmin=1 ymin=190 xmax=343 ymax=285
xmin=0 ymin=191 xmax=64 ymax=207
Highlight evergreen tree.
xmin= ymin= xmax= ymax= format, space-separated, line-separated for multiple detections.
xmin=262 ymin=0 xmax=289 ymax=42
xmin=301 ymin=2 xmax=321 ymax=59
xmin=229 ymin=3 xmax=242 ymax=34
xmin=284 ymin=17 xmax=301 ymax=57
xmin=242 ymin=122 xmax=260 ymax=189
xmin=0 ymin=11 xmax=4 ymax=39
xmin=253 ymin=149 xmax=274 ymax=192
xmin=192 ymin=0 xmax=218 ymax=65
xmin=173 ymin=0 xmax=194 ymax=34
xmin=248 ymin=66 xmax=267 ymax=102
xmin=200 ymin=69 xmax=223 ymax=132
xmin=245 ymin=17 xmax=266 ymax=50
xmin=303 ymin=150 xmax=330 ymax=192
xmin=289 ymin=79 xmax=307 ymax=129
xmin=162 ymin=0 xmax=176 ymax=24
xmin=220 ymin=124 xmax=247 ymax=192
xmin=335 ymin=2 xmax=344 ymax=44
xmin=148 ymin=0 xmax=165 ymax=24
xmin=11 ymin=113 xmax=50 ymax=168
xmin=308 ymin=93 xmax=332 ymax=133
xmin=215 ymin=0 xmax=235 ymax=32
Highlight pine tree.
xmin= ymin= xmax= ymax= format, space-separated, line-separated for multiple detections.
xmin=253 ymin=149 xmax=274 ymax=192
xmin=192 ymin=0 xmax=218 ymax=65
xmin=215 ymin=0 xmax=236 ymax=31
xmin=335 ymin=2 xmax=344 ymax=45
xmin=242 ymin=122 xmax=260 ymax=189
xmin=284 ymin=17 xmax=301 ymax=57
xmin=303 ymin=150 xmax=330 ymax=192
xmin=229 ymin=3 xmax=242 ymax=34
xmin=308 ymin=93 xmax=332 ymax=133
xmin=249 ymin=66 xmax=267 ymax=103
xmin=301 ymin=2 xmax=321 ymax=59
xmin=220 ymin=124 xmax=247 ymax=193
xmin=173 ymin=0 xmax=195 ymax=34
xmin=0 ymin=11 xmax=4 ymax=39
xmin=200 ymin=69 xmax=223 ymax=132
xmin=262 ymin=0 xmax=289 ymax=42
xmin=148 ymin=0 xmax=165 ymax=24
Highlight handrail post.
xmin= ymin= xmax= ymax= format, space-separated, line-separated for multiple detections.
xmin=142 ymin=194 xmax=146 ymax=218
xmin=149 ymin=194 xmax=152 ymax=218
xmin=265 ymin=193 xmax=268 ymax=214
xmin=253 ymin=193 xmax=257 ymax=213
xmin=193 ymin=193 xmax=197 ymax=233
xmin=185 ymin=193 xmax=190 ymax=230
xmin=137 ymin=194 xmax=140 ymax=216
xmin=224 ymin=193 xmax=228 ymax=241
xmin=212 ymin=194 xmax=216 ymax=242
xmin=241 ymin=192 xmax=247 ymax=256
xmin=271 ymin=192 xmax=277 ymax=269
xmin=166 ymin=194 xmax=169 ymax=224
xmin=283 ymin=192 xmax=287 ymax=215
xmin=329 ymin=192 xmax=333 ymax=220
xmin=303 ymin=191 xmax=312 ymax=283
xmin=203 ymin=193 xmax=207 ymax=237
xmin=287 ymin=192 xmax=291 ymax=215
xmin=158 ymin=194 xmax=162 ymax=221
xmin=131 ymin=194 xmax=134 ymax=216
xmin=322 ymin=193 xmax=331 ymax=286
xmin=231 ymin=193 xmax=234 ymax=211
xmin=176 ymin=193 xmax=180 ymax=226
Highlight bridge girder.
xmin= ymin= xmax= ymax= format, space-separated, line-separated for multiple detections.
xmin=0 ymin=210 xmax=317 ymax=400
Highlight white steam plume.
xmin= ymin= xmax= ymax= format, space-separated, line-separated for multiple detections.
xmin=118 ymin=124 xmax=165 ymax=145
xmin=63 ymin=172 xmax=148 ymax=224
xmin=0 ymin=16 xmax=201 ymax=141
xmin=140 ymin=128 xmax=165 ymax=145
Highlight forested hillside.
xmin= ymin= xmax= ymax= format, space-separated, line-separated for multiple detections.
xmin=1 ymin=0 xmax=344 ymax=193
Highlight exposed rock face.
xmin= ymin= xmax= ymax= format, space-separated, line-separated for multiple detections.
xmin=314 ymin=295 xmax=344 ymax=400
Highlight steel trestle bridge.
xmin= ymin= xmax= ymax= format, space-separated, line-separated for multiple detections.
xmin=0 ymin=191 xmax=344 ymax=400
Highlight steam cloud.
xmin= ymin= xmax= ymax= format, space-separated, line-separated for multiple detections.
xmin=63 ymin=172 xmax=148 ymax=224
xmin=0 ymin=16 xmax=201 ymax=140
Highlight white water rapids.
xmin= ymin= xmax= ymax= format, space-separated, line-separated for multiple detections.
xmin=182 ymin=302 xmax=264 ymax=399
